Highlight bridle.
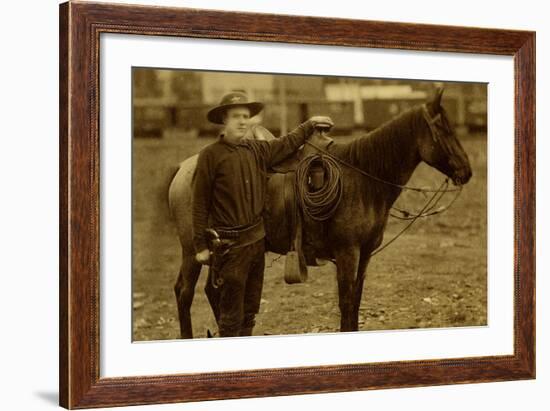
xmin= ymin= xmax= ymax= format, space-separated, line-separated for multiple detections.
xmin=421 ymin=103 xmax=459 ymax=161
xmin=422 ymin=103 xmax=445 ymax=144
xmin=389 ymin=104 xmax=464 ymax=220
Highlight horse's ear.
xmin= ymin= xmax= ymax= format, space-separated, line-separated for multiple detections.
xmin=430 ymin=87 xmax=444 ymax=112
xmin=244 ymin=124 xmax=276 ymax=141
xmin=252 ymin=124 xmax=276 ymax=141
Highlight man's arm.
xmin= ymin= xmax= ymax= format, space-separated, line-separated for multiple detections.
xmin=264 ymin=116 xmax=334 ymax=166
xmin=192 ymin=148 xmax=214 ymax=255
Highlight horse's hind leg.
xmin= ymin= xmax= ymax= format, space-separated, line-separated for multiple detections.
xmin=174 ymin=254 xmax=202 ymax=339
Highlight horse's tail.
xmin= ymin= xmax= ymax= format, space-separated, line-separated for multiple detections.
xmin=166 ymin=163 xmax=182 ymax=221
xmin=167 ymin=154 xmax=200 ymax=252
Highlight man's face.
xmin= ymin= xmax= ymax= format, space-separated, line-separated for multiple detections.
xmin=222 ymin=107 xmax=251 ymax=144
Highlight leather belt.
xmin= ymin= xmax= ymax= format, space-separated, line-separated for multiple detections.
xmin=213 ymin=219 xmax=266 ymax=248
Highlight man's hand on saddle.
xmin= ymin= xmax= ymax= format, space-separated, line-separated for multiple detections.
xmin=309 ymin=116 xmax=334 ymax=132
xmin=195 ymin=248 xmax=211 ymax=265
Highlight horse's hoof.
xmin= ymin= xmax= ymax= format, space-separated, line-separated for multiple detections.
xmin=206 ymin=329 xmax=214 ymax=338
xmin=315 ymin=258 xmax=331 ymax=266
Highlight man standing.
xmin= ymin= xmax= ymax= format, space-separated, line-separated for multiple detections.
xmin=192 ymin=91 xmax=333 ymax=337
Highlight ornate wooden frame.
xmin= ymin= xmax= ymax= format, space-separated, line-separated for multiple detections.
xmin=59 ymin=1 xmax=535 ymax=408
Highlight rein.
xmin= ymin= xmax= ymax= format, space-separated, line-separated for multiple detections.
xmin=304 ymin=138 xmax=461 ymax=194
xmin=300 ymin=105 xmax=464 ymax=255
xmin=391 ymin=179 xmax=462 ymax=220
xmin=371 ymin=179 xmax=459 ymax=256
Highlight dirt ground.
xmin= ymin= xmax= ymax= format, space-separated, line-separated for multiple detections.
xmin=132 ymin=133 xmax=487 ymax=341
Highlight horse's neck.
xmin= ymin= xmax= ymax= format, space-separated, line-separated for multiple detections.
xmin=350 ymin=109 xmax=421 ymax=184
xmin=334 ymin=108 xmax=423 ymax=206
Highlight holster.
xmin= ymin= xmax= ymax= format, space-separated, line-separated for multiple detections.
xmin=205 ymin=229 xmax=234 ymax=288
xmin=205 ymin=219 xmax=265 ymax=288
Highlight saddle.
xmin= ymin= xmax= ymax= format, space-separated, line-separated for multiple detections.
xmin=264 ymin=129 xmax=335 ymax=284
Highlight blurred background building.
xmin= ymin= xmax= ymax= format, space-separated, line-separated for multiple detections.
xmin=133 ymin=68 xmax=487 ymax=139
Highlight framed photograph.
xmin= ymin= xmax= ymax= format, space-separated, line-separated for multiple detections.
xmin=59 ymin=1 xmax=535 ymax=409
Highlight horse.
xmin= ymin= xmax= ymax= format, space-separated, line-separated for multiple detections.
xmin=168 ymin=88 xmax=472 ymax=338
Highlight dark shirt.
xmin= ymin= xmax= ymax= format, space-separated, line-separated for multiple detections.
xmin=192 ymin=121 xmax=314 ymax=252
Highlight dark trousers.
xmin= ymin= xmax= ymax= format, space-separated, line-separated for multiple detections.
xmin=205 ymin=239 xmax=265 ymax=337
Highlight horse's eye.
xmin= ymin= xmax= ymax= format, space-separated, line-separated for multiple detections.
xmin=433 ymin=118 xmax=448 ymax=133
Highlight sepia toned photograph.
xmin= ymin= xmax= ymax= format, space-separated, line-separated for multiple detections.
xmin=132 ymin=68 xmax=487 ymax=341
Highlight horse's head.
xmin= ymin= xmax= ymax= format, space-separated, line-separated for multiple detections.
xmin=417 ymin=88 xmax=472 ymax=185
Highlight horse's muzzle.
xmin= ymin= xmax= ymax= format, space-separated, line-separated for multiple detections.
xmin=452 ymin=167 xmax=472 ymax=185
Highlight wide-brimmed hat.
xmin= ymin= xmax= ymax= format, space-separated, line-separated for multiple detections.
xmin=207 ymin=91 xmax=264 ymax=125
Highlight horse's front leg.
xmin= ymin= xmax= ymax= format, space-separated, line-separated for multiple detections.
xmin=350 ymin=250 xmax=372 ymax=331
xmin=334 ymin=246 xmax=361 ymax=332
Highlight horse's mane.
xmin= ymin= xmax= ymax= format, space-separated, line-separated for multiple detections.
xmin=330 ymin=105 xmax=425 ymax=184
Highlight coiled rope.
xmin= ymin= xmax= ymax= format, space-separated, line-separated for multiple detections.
xmin=295 ymin=154 xmax=343 ymax=221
